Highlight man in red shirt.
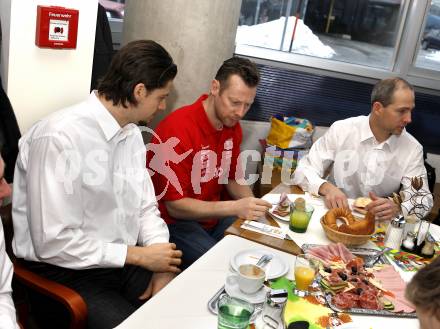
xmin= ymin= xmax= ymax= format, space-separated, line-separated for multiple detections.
xmin=147 ymin=57 xmax=271 ymax=268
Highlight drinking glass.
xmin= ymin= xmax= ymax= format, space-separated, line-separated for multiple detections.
xmin=289 ymin=204 xmax=314 ymax=233
xmin=293 ymin=254 xmax=317 ymax=297
xmin=217 ymin=295 xmax=254 ymax=329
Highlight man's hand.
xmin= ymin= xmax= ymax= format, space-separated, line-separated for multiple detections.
xmin=138 ymin=272 xmax=176 ymax=300
xmin=365 ymin=192 xmax=398 ymax=221
xmin=319 ymin=182 xmax=349 ymax=209
xmin=233 ymin=197 xmax=272 ymax=220
xmin=126 ymin=243 xmax=182 ymax=273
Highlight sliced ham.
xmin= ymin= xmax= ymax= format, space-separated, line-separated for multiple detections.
xmin=374 ymin=265 xmax=415 ymax=313
xmin=337 ymin=243 xmax=355 ymax=263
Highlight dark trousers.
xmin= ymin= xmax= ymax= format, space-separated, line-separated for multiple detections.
xmin=24 ymin=261 xmax=152 ymax=329
xmin=168 ymin=217 xmax=236 ymax=269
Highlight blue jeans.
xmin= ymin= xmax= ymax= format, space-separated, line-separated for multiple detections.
xmin=168 ymin=217 xmax=236 ymax=269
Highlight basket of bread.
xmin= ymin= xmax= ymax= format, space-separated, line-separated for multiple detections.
xmin=321 ymin=206 xmax=375 ymax=246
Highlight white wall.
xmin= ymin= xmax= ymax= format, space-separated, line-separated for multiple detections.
xmin=0 ymin=0 xmax=98 ymax=133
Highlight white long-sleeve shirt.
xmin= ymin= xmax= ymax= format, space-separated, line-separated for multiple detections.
xmin=293 ymin=115 xmax=433 ymax=216
xmin=12 ymin=92 xmax=169 ymax=269
xmin=0 ymin=220 xmax=19 ymax=329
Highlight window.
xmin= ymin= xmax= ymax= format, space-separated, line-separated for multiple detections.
xmin=235 ymin=0 xmax=440 ymax=90
xmin=414 ymin=2 xmax=440 ymax=71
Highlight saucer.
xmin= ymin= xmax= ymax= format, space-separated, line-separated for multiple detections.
xmin=224 ymin=280 xmax=268 ymax=304
xmin=231 ymin=249 xmax=288 ymax=280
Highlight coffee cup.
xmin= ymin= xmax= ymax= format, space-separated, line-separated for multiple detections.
xmin=227 ymin=264 xmax=265 ymax=294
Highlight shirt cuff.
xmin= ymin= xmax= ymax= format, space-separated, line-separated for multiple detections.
xmin=101 ymin=242 xmax=127 ymax=268
xmin=143 ymin=236 xmax=169 ymax=247
xmin=310 ymin=177 xmax=327 ymax=196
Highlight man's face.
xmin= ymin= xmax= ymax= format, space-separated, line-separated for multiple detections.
xmin=211 ymin=75 xmax=257 ymax=128
xmin=375 ymin=87 xmax=414 ymax=136
xmin=133 ymin=80 xmax=173 ymax=124
xmin=0 ymin=157 xmax=11 ymax=206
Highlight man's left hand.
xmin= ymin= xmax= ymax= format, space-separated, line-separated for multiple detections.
xmin=138 ymin=272 xmax=176 ymax=300
xmin=365 ymin=192 xmax=399 ymax=221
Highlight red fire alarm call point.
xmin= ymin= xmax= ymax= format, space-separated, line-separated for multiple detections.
xmin=35 ymin=6 xmax=79 ymax=49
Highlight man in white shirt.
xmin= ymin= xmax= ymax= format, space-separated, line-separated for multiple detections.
xmin=293 ymin=77 xmax=433 ymax=220
xmin=0 ymin=155 xmax=19 ymax=329
xmin=12 ymin=40 xmax=182 ymax=329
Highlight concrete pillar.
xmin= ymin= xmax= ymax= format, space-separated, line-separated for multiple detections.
xmin=123 ymin=0 xmax=242 ymax=127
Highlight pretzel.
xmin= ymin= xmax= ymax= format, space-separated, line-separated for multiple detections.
xmin=323 ymin=208 xmax=375 ymax=235
xmin=323 ymin=208 xmax=355 ymax=230
xmin=338 ymin=211 xmax=375 ymax=235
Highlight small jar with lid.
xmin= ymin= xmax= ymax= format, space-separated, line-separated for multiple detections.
xmin=401 ymin=231 xmax=416 ymax=253
xmin=384 ymin=215 xmax=405 ymax=250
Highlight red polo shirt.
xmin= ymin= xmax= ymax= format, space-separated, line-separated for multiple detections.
xmin=147 ymin=94 xmax=242 ymax=229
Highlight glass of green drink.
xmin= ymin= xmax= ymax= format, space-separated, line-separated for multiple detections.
xmin=217 ymin=295 xmax=254 ymax=329
xmin=289 ymin=204 xmax=314 ymax=233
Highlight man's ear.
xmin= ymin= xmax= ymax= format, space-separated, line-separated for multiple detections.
xmin=210 ymin=79 xmax=220 ymax=96
xmin=372 ymin=101 xmax=383 ymax=115
xmin=133 ymin=83 xmax=148 ymax=102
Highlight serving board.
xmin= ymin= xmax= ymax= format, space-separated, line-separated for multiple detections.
xmin=302 ymin=244 xmax=417 ymax=318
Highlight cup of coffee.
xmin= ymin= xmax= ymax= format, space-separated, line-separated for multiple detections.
xmin=227 ymin=264 xmax=265 ymax=294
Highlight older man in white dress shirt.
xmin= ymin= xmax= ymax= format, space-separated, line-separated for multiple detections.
xmin=12 ymin=40 xmax=182 ymax=329
xmin=293 ymin=77 xmax=433 ymax=220
xmin=0 ymin=155 xmax=19 ymax=329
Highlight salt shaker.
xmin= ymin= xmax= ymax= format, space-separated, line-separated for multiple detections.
xmin=384 ymin=215 xmax=405 ymax=250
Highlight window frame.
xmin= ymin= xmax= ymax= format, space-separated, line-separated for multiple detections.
xmin=235 ymin=0 xmax=440 ymax=92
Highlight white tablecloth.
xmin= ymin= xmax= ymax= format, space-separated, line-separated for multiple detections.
xmin=115 ymin=235 xmax=419 ymax=329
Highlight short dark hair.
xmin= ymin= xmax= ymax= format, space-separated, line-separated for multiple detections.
xmin=215 ymin=57 xmax=260 ymax=92
xmin=405 ymin=255 xmax=440 ymax=320
xmin=98 ymin=40 xmax=177 ymax=108
xmin=370 ymin=77 xmax=414 ymax=107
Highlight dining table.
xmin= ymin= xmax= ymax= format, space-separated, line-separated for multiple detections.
xmin=114 ymin=183 xmax=440 ymax=328
xmin=115 ymin=234 xmax=420 ymax=329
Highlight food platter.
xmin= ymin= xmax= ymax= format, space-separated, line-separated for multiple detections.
xmin=302 ymin=244 xmax=417 ymax=318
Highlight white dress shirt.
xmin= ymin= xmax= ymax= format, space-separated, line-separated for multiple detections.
xmin=0 ymin=220 xmax=19 ymax=329
xmin=293 ymin=115 xmax=433 ymax=216
xmin=12 ymin=92 xmax=169 ymax=269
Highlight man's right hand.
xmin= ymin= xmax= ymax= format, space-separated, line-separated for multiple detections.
xmin=233 ymin=197 xmax=272 ymax=220
xmin=126 ymin=243 xmax=182 ymax=273
xmin=319 ymin=182 xmax=349 ymax=209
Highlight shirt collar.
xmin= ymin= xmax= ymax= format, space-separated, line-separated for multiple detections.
xmin=360 ymin=115 xmax=400 ymax=151
xmin=90 ymin=91 xmax=123 ymax=141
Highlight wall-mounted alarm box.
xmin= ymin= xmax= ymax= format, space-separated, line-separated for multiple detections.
xmin=35 ymin=6 xmax=79 ymax=49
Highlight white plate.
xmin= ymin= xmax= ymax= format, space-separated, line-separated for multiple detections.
xmin=224 ymin=280 xmax=268 ymax=304
xmin=231 ymin=249 xmax=288 ymax=280
xmin=267 ymin=205 xmax=290 ymax=222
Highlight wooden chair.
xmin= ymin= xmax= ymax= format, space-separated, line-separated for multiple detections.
xmin=0 ymin=204 xmax=87 ymax=329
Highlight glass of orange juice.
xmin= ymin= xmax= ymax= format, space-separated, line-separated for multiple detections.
xmin=293 ymin=254 xmax=317 ymax=296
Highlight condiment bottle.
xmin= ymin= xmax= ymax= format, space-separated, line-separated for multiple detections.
xmin=384 ymin=215 xmax=405 ymax=250
xmin=401 ymin=231 xmax=416 ymax=253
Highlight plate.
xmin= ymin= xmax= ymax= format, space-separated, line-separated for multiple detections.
xmin=267 ymin=205 xmax=290 ymax=222
xmin=231 ymin=249 xmax=288 ymax=280
xmin=224 ymin=280 xmax=269 ymax=304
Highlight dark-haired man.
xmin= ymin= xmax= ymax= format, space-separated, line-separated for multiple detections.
xmin=147 ymin=57 xmax=272 ymax=268
xmin=293 ymin=77 xmax=433 ymax=220
xmin=12 ymin=40 xmax=182 ymax=329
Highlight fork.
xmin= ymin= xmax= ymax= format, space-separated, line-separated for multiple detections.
xmin=256 ymin=254 xmax=273 ymax=268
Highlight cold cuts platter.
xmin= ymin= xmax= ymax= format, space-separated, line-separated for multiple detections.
xmin=302 ymin=243 xmax=417 ymax=318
